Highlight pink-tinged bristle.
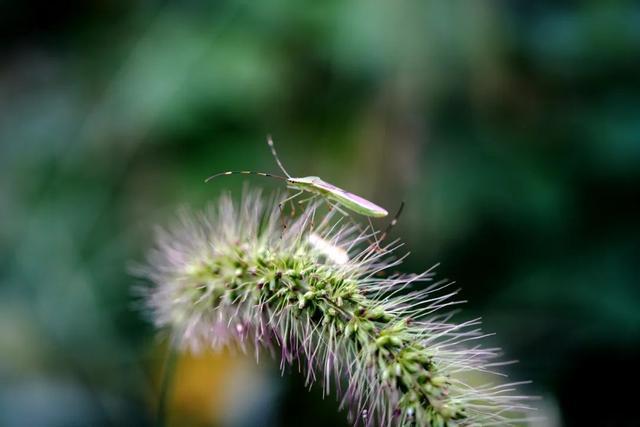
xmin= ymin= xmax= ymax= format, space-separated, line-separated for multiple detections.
xmin=137 ymin=189 xmax=532 ymax=426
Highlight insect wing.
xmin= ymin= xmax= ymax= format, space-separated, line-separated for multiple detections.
xmin=313 ymin=179 xmax=388 ymax=217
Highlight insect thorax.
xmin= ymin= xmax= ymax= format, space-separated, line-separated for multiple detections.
xmin=287 ymin=176 xmax=325 ymax=194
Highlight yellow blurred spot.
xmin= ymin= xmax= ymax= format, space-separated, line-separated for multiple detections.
xmin=151 ymin=346 xmax=263 ymax=427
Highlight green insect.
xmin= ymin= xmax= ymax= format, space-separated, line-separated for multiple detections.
xmin=205 ymin=136 xmax=389 ymax=218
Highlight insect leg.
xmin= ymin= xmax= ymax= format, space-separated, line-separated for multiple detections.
xmin=324 ymin=202 xmax=381 ymax=253
xmin=324 ymin=199 xmax=350 ymax=217
xmin=289 ymin=199 xmax=296 ymax=218
xmin=310 ymin=202 xmax=316 ymax=229
xmin=289 ymin=193 xmax=307 ymax=218
xmin=367 ymin=201 xmax=405 ymax=252
xmin=378 ymin=201 xmax=405 ymax=242
xmin=304 ymin=195 xmax=319 ymax=228
xmin=323 ymin=199 xmax=375 ymax=248
xmin=296 ymin=195 xmax=317 ymax=205
xmin=367 ymin=217 xmax=381 ymax=251
xmin=277 ymin=196 xmax=287 ymax=231
xmin=279 ymin=190 xmax=304 ymax=210
xmin=278 ymin=190 xmax=304 ymax=230
xmin=289 ymin=193 xmax=325 ymax=227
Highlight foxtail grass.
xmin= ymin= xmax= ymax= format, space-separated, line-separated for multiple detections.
xmin=137 ymin=190 xmax=531 ymax=426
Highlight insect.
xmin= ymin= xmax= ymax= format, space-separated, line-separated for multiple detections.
xmin=205 ymin=136 xmax=389 ymax=218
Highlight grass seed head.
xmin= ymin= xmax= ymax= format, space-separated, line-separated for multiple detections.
xmin=138 ymin=190 xmax=531 ymax=426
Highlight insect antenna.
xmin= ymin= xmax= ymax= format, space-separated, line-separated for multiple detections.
xmin=204 ymin=170 xmax=288 ymax=183
xmin=266 ymin=135 xmax=292 ymax=178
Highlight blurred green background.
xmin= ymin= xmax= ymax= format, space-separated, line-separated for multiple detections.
xmin=1 ymin=1 xmax=639 ymax=426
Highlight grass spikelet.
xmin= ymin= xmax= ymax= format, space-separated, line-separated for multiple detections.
xmin=138 ymin=190 xmax=531 ymax=426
